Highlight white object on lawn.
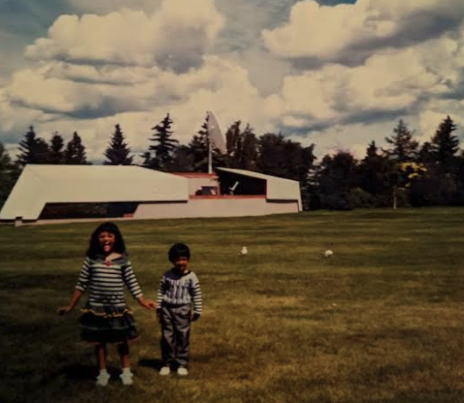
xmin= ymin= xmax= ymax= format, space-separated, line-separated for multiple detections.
xmin=323 ymin=250 xmax=333 ymax=257
xmin=240 ymin=246 xmax=248 ymax=256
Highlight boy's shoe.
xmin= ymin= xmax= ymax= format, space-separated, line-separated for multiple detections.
xmin=96 ymin=371 xmax=111 ymax=387
xmin=159 ymin=366 xmax=171 ymax=376
xmin=119 ymin=370 xmax=134 ymax=386
xmin=177 ymin=367 xmax=188 ymax=376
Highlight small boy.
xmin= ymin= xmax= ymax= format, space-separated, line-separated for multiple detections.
xmin=156 ymin=243 xmax=202 ymax=376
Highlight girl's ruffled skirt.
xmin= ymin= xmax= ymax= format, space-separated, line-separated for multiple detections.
xmin=79 ymin=305 xmax=138 ymax=344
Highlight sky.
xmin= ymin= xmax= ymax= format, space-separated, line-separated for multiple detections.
xmin=1 ymin=0 xmax=464 ymax=163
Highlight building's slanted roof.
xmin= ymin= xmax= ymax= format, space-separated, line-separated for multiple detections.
xmin=216 ymin=167 xmax=302 ymax=209
xmin=0 ymin=165 xmax=189 ymax=221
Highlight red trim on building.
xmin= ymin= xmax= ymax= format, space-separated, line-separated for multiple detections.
xmin=189 ymin=195 xmax=266 ymax=200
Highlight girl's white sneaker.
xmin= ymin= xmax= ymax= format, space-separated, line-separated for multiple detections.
xmin=96 ymin=371 xmax=111 ymax=387
xmin=120 ymin=370 xmax=134 ymax=385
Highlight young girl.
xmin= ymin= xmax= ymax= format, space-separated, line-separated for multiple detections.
xmin=57 ymin=222 xmax=156 ymax=386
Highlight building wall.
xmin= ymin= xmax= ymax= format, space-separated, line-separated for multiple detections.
xmin=186 ymin=177 xmax=219 ymax=195
xmin=133 ymin=197 xmax=298 ymax=219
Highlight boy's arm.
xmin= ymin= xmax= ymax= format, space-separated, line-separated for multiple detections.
xmin=191 ymin=274 xmax=202 ymax=321
xmin=156 ymin=275 xmax=166 ymax=309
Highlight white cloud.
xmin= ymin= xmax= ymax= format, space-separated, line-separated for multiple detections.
xmin=268 ymin=31 xmax=464 ymax=131
xmin=1 ymin=54 xmax=283 ymax=161
xmin=263 ymin=0 xmax=464 ymax=64
xmin=26 ymin=0 xmax=225 ymax=71
xmin=2 ymin=0 xmax=464 ymax=165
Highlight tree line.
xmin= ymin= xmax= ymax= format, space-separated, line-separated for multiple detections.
xmin=0 ymin=113 xmax=463 ymax=211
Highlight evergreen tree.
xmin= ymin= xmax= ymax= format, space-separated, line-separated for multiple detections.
xmin=224 ymin=121 xmax=242 ymax=168
xmin=146 ymin=113 xmax=178 ymax=171
xmin=0 ymin=141 xmax=19 ymax=206
xmin=170 ymin=145 xmax=194 ymax=172
xmin=189 ymin=115 xmax=210 ymax=172
xmin=48 ymin=132 xmax=65 ymax=164
xmin=17 ymin=126 xmax=50 ymax=166
xmin=384 ymin=119 xmax=419 ymax=162
xmin=104 ymin=124 xmax=133 ymax=165
xmin=430 ymin=115 xmax=459 ymax=173
xmin=418 ymin=141 xmax=434 ymax=166
xmin=140 ymin=151 xmax=152 ymax=168
xmin=64 ymin=132 xmax=89 ymax=165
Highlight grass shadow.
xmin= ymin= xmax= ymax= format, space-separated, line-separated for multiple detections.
xmin=138 ymin=358 xmax=163 ymax=371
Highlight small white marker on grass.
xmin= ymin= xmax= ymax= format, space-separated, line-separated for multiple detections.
xmin=323 ymin=249 xmax=333 ymax=257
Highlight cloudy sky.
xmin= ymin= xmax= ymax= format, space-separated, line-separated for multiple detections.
xmin=1 ymin=0 xmax=464 ymax=162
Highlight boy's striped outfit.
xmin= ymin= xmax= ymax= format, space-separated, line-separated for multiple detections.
xmin=157 ymin=269 xmax=202 ymax=368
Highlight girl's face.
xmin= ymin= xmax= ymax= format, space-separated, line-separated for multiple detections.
xmin=98 ymin=231 xmax=116 ymax=255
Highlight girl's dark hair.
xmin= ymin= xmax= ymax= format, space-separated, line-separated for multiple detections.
xmin=168 ymin=243 xmax=190 ymax=263
xmin=87 ymin=222 xmax=126 ymax=259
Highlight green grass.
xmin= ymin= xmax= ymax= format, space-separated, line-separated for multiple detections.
xmin=1 ymin=208 xmax=464 ymax=403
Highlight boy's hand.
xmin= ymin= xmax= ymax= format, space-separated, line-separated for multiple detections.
xmin=191 ymin=312 xmax=201 ymax=322
xmin=56 ymin=305 xmax=73 ymax=316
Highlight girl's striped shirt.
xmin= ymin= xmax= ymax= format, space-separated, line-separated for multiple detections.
xmin=75 ymin=256 xmax=143 ymax=308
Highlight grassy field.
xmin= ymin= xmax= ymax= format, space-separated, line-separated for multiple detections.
xmin=1 ymin=208 xmax=464 ymax=403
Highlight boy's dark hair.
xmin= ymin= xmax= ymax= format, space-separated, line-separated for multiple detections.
xmin=87 ymin=222 xmax=127 ymax=259
xmin=169 ymin=243 xmax=190 ymax=263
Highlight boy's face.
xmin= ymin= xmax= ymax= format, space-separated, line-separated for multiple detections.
xmin=174 ymin=256 xmax=189 ymax=273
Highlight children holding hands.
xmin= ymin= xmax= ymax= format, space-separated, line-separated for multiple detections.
xmin=58 ymin=224 xmax=202 ymax=385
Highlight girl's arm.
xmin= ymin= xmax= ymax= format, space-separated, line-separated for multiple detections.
xmin=57 ymin=289 xmax=83 ymax=315
xmin=57 ymin=258 xmax=90 ymax=315
xmin=122 ymin=261 xmax=156 ymax=310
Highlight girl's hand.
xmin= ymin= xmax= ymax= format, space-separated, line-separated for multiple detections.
xmin=137 ymin=296 xmax=156 ymax=310
xmin=56 ymin=305 xmax=73 ymax=316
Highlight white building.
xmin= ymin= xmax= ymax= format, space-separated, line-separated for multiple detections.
xmin=0 ymin=165 xmax=302 ymax=225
